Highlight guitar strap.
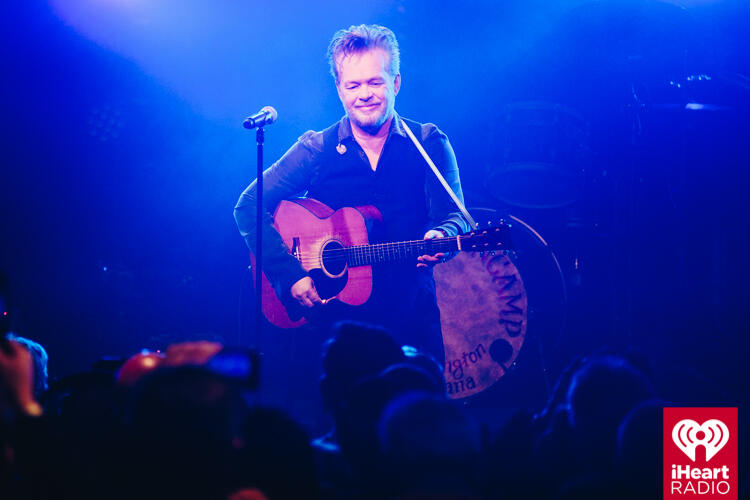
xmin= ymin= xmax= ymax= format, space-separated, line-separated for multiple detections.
xmin=400 ymin=118 xmax=478 ymax=230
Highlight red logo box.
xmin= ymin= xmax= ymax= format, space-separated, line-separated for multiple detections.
xmin=664 ymin=407 xmax=738 ymax=499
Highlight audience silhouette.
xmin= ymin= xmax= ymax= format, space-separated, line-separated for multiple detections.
xmin=1 ymin=321 xmax=728 ymax=500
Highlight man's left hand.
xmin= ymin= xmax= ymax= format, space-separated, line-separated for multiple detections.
xmin=417 ymin=229 xmax=445 ymax=268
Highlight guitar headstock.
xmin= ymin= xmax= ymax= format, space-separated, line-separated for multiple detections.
xmin=462 ymin=223 xmax=512 ymax=251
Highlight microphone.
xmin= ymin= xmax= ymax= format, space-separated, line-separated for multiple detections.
xmin=243 ymin=106 xmax=278 ymax=129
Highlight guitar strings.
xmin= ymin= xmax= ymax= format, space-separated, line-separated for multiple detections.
xmin=287 ymin=231 xmax=502 ymax=265
xmin=293 ymin=239 xmax=464 ymax=266
xmin=296 ymin=240 xmax=456 ymax=256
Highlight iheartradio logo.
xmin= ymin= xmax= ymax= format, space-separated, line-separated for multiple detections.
xmin=664 ymin=408 xmax=738 ymax=500
xmin=672 ymin=419 xmax=730 ymax=462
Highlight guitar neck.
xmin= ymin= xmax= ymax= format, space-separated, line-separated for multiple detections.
xmin=345 ymin=237 xmax=464 ymax=267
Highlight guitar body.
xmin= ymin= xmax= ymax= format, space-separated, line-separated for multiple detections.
xmin=252 ymin=198 xmax=511 ymax=329
xmin=254 ymin=199 xmax=381 ymax=328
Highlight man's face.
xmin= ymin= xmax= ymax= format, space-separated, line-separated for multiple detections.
xmin=335 ymin=48 xmax=401 ymax=134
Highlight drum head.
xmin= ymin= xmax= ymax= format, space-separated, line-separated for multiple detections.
xmin=435 ymin=208 xmax=567 ymax=400
xmin=436 ymin=251 xmax=527 ymax=399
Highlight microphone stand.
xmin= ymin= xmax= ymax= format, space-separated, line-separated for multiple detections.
xmin=255 ymin=127 xmax=264 ymax=351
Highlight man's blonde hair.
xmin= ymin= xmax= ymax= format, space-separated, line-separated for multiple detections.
xmin=327 ymin=24 xmax=400 ymax=84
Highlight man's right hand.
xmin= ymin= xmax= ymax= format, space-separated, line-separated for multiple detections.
xmin=291 ymin=276 xmax=324 ymax=308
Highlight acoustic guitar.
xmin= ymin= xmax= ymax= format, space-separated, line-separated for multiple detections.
xmin=252 ymin=198 xmax=511 ymax=328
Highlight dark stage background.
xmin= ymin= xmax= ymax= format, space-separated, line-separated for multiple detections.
xmin=1 ymin=0 xmax=749 ymax=423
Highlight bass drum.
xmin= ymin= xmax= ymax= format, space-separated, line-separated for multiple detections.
xmin=435 ymin=208 xmax=567 ymax=401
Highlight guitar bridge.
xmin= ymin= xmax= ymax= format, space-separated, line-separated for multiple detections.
xmin=291 ymin=237 xmax=301 ymax=261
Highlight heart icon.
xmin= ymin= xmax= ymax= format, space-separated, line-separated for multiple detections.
xmin=672 ymin=419 xmax=729 ymax=462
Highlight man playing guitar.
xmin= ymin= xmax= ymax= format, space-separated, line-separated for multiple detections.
xmin=234 ymin=24 xmax=469 ymax=362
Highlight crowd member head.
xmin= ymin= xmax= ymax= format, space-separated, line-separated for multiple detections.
xmin=116 ymin=350 xmax=165 ymax=387
xmin=335 ymin=364 xmax=445 ymax=498
xmin=232 ymin=407 xmax=317 ymax=500
xmin=0 ymin=338 xmax=38 ymax=499
xmin=565 ymin=354 xmax=656 ymax=471
xmin=0 ymin=275 xmax=46 ymax=418
xmin=402 ymin=345 xmax=446 ymax=390
xmin=6 ymin=334 xmax=48 ymax=401
xmin=534 ymin=355 xmax=589 ymax=429
xmin=128 ymin=365 xmax=246 ymax=499
xmin=0 ymin=338 xmax=42 ymax=418
xmin=327 ymin=24 xmax=401 ymax=134
xmin=529 ymin=353 xmax=656 ymax=496
xmin=316 ymin=322 xmax=405 ymax=499
xmin=482 ymin=409 xmax=545 ymax=500
xmin=379 ymin=362 xmax=444 ymax=396
xmin=319 ymin=321 xmax=405 ymax=414
xmin=379 ymin=393 xmax=482 ymax=498
xmin=227 ymin=489 xmax=268 ymax=500
xmin=614 ymin=399 xmax=664 ymax=496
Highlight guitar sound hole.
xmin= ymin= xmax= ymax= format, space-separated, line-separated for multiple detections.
xmin=321 ymin=240 xmax=346 ymax=277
